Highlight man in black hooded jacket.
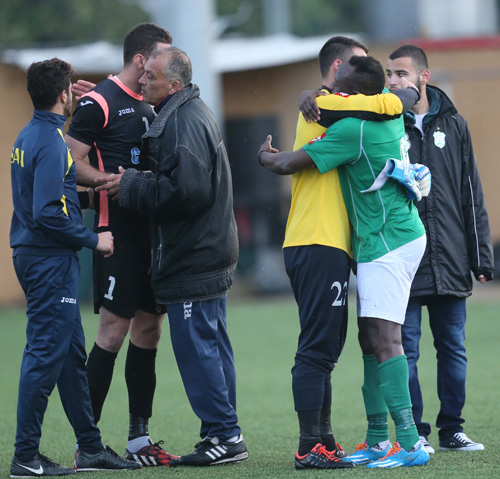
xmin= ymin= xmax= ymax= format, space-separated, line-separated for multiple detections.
xmin=386 ymin=44 xmax=493 ymax=455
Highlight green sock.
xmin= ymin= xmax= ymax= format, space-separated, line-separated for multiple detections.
xmin=378 ymin=355 xmax=419 ymax=452
xmin=362 ymin=355 xmax=389 ymax=447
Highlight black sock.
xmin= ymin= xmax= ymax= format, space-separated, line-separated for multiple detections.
xmin=86 ymin=343 xmax=118 ymax=424
xmin=125 ymin=341 xmax=157 ymax=438
xmin=128 ymin=414 xmax=149 ymax=440
xmin=297 ymin=410 xmax=321 ymax=456
xmin=319 ymin=379 xmax=336 ymax=450
xmin=319 ymin=407 xmax=337 ymax=451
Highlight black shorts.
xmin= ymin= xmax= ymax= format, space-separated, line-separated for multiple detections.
xmin=284 ymin=244 xmax=351 ymax=376
xmin=93 ymin=227 xmax=166 ymax=319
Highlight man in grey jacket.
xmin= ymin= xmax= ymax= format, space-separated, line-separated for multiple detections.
xmin=96 ymin=46 xmax=247 ymax=467
xmin=386 ymin=44 xmax=494 ymax=455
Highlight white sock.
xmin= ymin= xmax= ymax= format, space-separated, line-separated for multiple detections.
xmin=226 ymin=434 xmax=243 ymax=443
xmin=372 ymin=440 xmax=391 ymax=451
xmin=127 ymin=435 xmax=151 ymax=453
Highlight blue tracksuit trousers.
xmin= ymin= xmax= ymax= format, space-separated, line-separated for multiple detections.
xmin=166 ymin=295 xmax=240 ymax=441
xmin=13 ymin=253 xmax=102 ymax=459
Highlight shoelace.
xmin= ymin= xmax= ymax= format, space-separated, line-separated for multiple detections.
xmin=354 ymin=442 xmax=369 ymax=452
xmin=454 ymin=433 xmax=472 ymax=444
xmin=384 ymin=442 xmax=402 ymax=458
xmin=314 ymin=445 xmax=340 ymax=462
xmin=153 ymin=440 xmax=165 ymax=450
xmin=39 ymin=454 xmax=58 ymax=467
xmin=104 ymin=446 xmax=119 ymax=457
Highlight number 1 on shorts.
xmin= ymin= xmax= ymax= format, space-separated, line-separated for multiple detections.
xmin=104 ymin=275 xmax=116 ymax=300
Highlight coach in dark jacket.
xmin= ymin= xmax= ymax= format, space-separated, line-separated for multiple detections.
xmin=98 ymin=46 xmax=246 ymax=467
xmin=387 ymin=45 xmax=493 ymax=454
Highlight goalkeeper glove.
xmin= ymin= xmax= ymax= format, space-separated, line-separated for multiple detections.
xmin=386 ymin=158 xmax=421 ymax=201
xmin=412 ymin=163 xmax=431 ymax=198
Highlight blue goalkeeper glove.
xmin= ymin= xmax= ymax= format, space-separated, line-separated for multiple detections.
xmin=386 ymin=158 xmax=421 ymax=200
xmin=412 ymin=163 xmax=431 ymax=198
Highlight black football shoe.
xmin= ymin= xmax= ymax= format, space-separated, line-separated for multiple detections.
xmin=295 ymin=443 xmax=355 ymax=470
xmin=170 ymin=435 xmax=248 ymax=467
xmin=74 ymin=446 xmax=141 ymax=471
xmin=11 ymin=453 xmax=75 ymax=477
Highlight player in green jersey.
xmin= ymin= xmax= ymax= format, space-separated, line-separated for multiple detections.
xmin=258 ymin=55 xmax=430 ymax=469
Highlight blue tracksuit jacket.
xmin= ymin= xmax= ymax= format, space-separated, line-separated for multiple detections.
xmin=10 ymin=109 xmax=97 ymax=254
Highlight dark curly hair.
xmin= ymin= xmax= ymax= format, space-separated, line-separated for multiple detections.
xmin=27 ymin=58 xmax=72 ymax=110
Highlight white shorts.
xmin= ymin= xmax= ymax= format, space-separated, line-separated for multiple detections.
xmin=356 ymin=235 xmax=426 ymax=324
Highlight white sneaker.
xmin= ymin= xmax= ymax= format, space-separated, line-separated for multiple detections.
xmin=439 ymin=432 xmax=485 ymax=451
xmin=419 ymin=435 xmax=435 ymax=454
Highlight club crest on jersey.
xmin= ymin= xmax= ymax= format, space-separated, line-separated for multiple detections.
xmin=433 ymin=130 xmax=446 ymax=148
xmin=131 ymin=147 xmax=140 ymax=164
xmin=309 ymin=133 xmax=326 ymax=145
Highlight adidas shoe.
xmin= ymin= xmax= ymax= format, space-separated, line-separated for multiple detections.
xmin=170 ymin=435 xmax=248 ymax=467
xmin=124 ymin=440 xmax=179 ymax=466
xmin=332 ymin=442 xmax=347 ymax=458
xmin=439 ymin=432 xmax=485 ymax=451
xmin=295 ymin=443 xmax=355 ymax=470
xmin=343 ymin=441 xmax=390 ymax=465
xmin=74 ymin=446 xmax=141 ymax=471
xmin=366 ymin=441 xmax=430 ymax=468
xmin=11 ymin=454 xmax=75 ymax=478
xmin=419 ymin=435 xmax=435 ymax=454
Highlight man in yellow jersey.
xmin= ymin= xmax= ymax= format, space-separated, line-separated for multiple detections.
xmin=265 ymin=36 xmax=416 ymax=470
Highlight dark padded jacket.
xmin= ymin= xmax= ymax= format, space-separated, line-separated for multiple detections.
xmin=119 ymin=85 xmax=238 ymax=304
xmin=404 ymin=85 xmax=493 ymax=297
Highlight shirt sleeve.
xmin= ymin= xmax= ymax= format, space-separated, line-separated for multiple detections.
xmin=303 ymin=121 xmax=360 ymax=174
xmin=32 ymin=141 xmax=98 ymax=250
xmin=317 ymin=92 xmax=403 ymax=129
xmin=66 ymin=95 xmax=106 ymax=146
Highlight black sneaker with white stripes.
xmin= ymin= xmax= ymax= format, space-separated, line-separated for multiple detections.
xmin=11 ymin=453 xmax=75 ymax=477
xmin=170 ymin=435 xmax=248 ymax=467
xmin=439 ymin=432 xmax=485 ymax=451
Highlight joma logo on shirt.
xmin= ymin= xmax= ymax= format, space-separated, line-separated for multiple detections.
xmin=61 ymin=297 xmax=77 ymax=304
xmin=118 ymin=108 xmax=135 ymax=116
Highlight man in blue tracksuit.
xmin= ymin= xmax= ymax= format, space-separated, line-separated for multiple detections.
xmin=9 ymin=58 xmax=140 ymax=477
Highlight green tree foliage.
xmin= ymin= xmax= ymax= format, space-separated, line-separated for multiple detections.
xmin=0 ymin=0 xmax=362 ymax=46
xmin=216 ymin=0 xmax=363 ymax=37
xmin=0 ymin=0 xmax=149 ymax=46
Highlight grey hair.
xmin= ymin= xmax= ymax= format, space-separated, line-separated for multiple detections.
xmin=152 ymin=46 xmax=192 ymax=88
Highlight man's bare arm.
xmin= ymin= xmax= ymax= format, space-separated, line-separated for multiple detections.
xmin=66 ymin=134 xmax=108 ymax=187
xmin=258 ymin=135 xmax=315 ymax=175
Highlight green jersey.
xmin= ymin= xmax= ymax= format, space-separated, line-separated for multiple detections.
xmin=303 ymin=116 xmax=424 ymax=263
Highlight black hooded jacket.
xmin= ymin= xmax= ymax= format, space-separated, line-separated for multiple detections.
xmin=404 ymin=85 xmax=493 ymax=297
xmin=119 ymin=85 xmax=238 ymax=304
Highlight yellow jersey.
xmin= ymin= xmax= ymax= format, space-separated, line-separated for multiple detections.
xmin=283 ymin=90 xmax=405 ymax=254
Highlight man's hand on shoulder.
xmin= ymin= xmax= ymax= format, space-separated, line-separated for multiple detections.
xmin=299 ymin=89 xmax=328 ymax=123
xmin=72 ymin=79 xmax=97 ymax=100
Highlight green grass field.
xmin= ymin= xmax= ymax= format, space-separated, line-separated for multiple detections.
xmin=1 ymin=291 xmax=499 ymax=478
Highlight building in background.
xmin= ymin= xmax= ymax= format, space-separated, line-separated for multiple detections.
xmin=1 ymin=0 xmax=499 ymax=303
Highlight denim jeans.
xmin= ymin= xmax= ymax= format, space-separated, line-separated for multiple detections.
xmin=402 ymin=295 xmax=467 ymax=440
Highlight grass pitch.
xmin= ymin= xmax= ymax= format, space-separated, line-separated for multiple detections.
xmin=1 ymin=289 xmax=499 ymax=478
